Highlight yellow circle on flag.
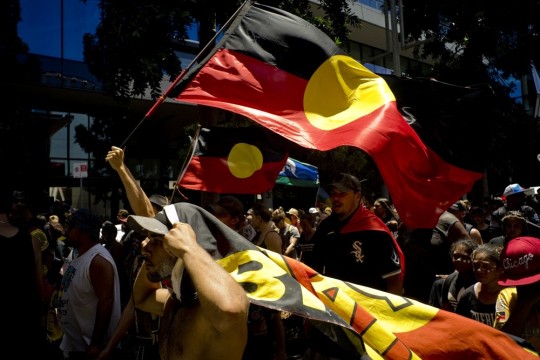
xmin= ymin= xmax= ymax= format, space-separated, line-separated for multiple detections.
xmin=228 ymin=143 xmax=263 ymax=178
xmin=304 ymin=55 xmax=396 ymax=130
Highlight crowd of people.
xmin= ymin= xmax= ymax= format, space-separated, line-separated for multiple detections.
xmin=3 ymin=145 xmax=540 ymax=359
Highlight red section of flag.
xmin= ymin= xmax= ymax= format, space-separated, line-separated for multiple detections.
xmin=395 ymin=309 xmax=536 ymax=359
xmin=171 ymin=2 xmax=485 ymax=229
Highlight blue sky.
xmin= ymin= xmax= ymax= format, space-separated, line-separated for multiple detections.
xmin=18 ymin=0 xmax=199 ymax=62
xmin=19 ymin=0 xmax=100 ymax=61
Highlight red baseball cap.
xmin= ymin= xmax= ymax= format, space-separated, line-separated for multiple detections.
xmin=498 ymin=236 xmax=540 ymax=286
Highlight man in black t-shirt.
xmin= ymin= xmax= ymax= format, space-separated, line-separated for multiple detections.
xmin=305 ymin=173 xmax=403 ymax=295
xmin=303 ymin=173 xmax=404 ymax=359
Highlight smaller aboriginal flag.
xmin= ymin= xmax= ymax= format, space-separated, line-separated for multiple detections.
xmin=178 ymin=126 xmax=288 ymax=194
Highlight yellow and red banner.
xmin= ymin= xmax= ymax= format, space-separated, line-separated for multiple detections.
xmin=170 ymin=202 xmax=538 ymax=359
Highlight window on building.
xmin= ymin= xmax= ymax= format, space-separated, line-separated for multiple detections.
xmin=18 ymin=0 xmax=100 ymax=61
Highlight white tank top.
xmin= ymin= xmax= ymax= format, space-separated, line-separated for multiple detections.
xmin=58 ymin=243 xmax=121 ymax=355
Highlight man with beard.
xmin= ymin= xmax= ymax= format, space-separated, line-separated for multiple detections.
xmin=128 ymin=209 xmax=249 ymax=360
xmin=305 ymin=173 xmax=404 ymax=294
xmin=303 ymin=173 xmax=404 ymax=359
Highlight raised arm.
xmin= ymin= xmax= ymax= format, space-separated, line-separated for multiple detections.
xmin=106 ymin=146 xmax=155 ymax=217
xmin=163 ymin=223 xmax=249 ymax=333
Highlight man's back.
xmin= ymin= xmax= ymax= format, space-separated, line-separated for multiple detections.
xmin=280 ymin=223 xmax=300 ymax=258
xmin=59 ymin=243 xmax=122 ymax=355
xmin=431 ymin=211 xmax=470 ymax=275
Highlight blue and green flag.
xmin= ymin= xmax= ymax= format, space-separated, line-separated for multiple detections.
xmin=276 ymin=157 xmax=319 ymax=188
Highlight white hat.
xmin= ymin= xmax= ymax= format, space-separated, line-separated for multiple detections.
xmin=308 ymin=207 xmax=319 ymax=214
xmin=286 ymin=208 xmax=299 ymax=217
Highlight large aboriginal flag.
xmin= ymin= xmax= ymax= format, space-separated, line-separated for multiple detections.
xmin=178 ymin=126 xmax=288 ymax=194
xmin=137 ymin=203 xmax=538 ymax=359
xmin=169 ymin=1 xmax=503 ymax=229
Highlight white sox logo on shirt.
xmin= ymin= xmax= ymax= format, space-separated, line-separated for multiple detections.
xmin=351 ymin=241 xmax=365 ymax=263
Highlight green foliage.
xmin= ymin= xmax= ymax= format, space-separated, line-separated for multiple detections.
xmin=403 ymin=0 xmax=540 ymax=86
xmin=82 ymin=0 xmax=191 ymax=99
xmin=1 ymin=0 xmax=28 ymax=56
xmin=82 ymin=0 xmax=359 ymax=99
xmin=318 ymin=0 xmax=361 ymax=48
xmin=400 ymin=0 xmax=540 ymax=188
xmin=1 ymin=0 xmax=42 ymax=82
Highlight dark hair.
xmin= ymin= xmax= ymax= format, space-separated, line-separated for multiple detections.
xmin=501 ymin=210 xmax=529 ymax=235
xmin=216 ymin=196 xmax=244 ymax=221
xmin=469 ymin=206 xmax=486 ymax=216
xmin=374 ymin=197 xmax=400 ymax=221
xmin=471 ymin=243 xmax=502 ymax=264
xmin=299 ymin=212 xmax=314 ymax=228
xmin=68 ymin=208 xmax=102 ymax=241
xmin=271 ymin=208 xmax=286 ymax=223
xmin=101 ymin=220 xmax=118 ymax=238
xmin=450 ymin=239 xmax=479 ymax=256
xmin=249 ymin=202 xmax=271 ymax=222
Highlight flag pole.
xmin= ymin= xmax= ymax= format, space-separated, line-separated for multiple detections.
xmin=314 ymin=186 xmax=321 ymax=208
xmin=178 ymin=124 xmax=202 ymax=183
xmin=120 ymin=1 xmax=252 ymax=147
xmin=171 ymin=124 xmax=202 ymax=200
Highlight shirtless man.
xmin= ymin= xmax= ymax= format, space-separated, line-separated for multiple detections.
xmin=129 ymin=216 xmax=249 ymax=360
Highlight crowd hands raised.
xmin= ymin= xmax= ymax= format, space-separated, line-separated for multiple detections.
xmin=6 ymin=145 xmax=540 ymax=359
